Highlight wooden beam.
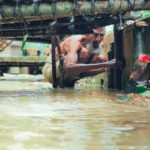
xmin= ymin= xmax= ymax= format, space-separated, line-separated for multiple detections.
xmin=108 ymin=42 xmax=115 ymax=89
xmin=55 ymin=36 xmax=64 ymax=88
xmin=51 ymin=36 xmax=57 ymax=88
xmin=114 ymin=25 xmax=123 ymax=89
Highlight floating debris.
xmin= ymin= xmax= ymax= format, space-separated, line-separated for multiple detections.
xmin=117 ymin=96 xmax=133 ymax=101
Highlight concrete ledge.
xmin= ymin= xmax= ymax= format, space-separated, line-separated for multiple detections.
xmin=0 ymin=56 xmax=47 ymax=67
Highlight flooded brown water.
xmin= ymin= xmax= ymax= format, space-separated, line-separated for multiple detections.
xmin=0 ymin=77 xmax=150 ymax=150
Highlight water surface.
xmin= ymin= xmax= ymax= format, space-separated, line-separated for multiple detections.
xmin=0 ymin=80 xmax=150 ymax=150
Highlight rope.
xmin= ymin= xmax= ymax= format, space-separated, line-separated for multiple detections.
xmin=13 ymin=0 xmax=24 ymax=36
xmin=91 ymin=0 xmax=95 ymax=14
xmin=34 ymin=0 xmax=40 ymax=16
xmin=0 ymin=6 xmax=3 ymax=39
xmin=52 ymin=0 xmax=57 ymax=18
xmin=15 ymin=0 xmax=22 ymax=18
xmin=82 ymin=0 xmax=91 ymax=22
xmin=118 ymin=0 xmax=124 ymax=30
xmin=69 ymin=15 xmax=75 ymax=33
xmin=51 ymin=0 xmax=57 ymax=27
xmin=73 ymin=0 xmax=81 ymax=16
xmin=21 ymin=34 xmax=28 ymax=51
xmin=82 ymin=0 xmax=86 ymax=15
xmin=16 ymin=0 xmax=29 ymax=36
xmin=40 ymin=17 xmax=45 ymax=35
xmin=108 ymin=0 xmax=113 ymax=8
xmin=118 ymin=0 xmax=136 ymax=30
xmin=0 ymin=6 xmax=4 ymax=19
xmin=55 ymin=36 xmax=65 ymax=88
xmin=22 ymin=19 xmax=28 ymax=35
xmin=126 ymin=0 xmax=135 ymax=10
xmin=69 ymin=0 xmax=81 ymax=33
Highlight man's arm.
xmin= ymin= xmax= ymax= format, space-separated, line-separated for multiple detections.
xmin=65 ymin=59 xmax=117 ymax=78
xmin=80 ymin=68 xmax=106 ymax=77
xmin=64 ymin=37 xmax=118 ymax=78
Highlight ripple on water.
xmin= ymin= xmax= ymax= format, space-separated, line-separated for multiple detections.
xmin=0 ymin=80 xmax=150 ymax=150
xmin=13 ymin=131 xmax=44 ymax=142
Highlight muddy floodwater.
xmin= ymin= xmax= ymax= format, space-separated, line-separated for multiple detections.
xmin=0 ymin=75 xmax=150 ymax=150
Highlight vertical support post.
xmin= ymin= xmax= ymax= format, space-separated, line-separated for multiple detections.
xmin=51 ymin=36 xmax=57 ymax=88
xmin=55 ymin=36 xmax=64 ymax=88
xmin=108 ymin=42 xmax=114 ymax=89
xmin=124 ymin=26 xmax=147 ymax=93
xmin=114 ymin=25 xmax=123 ymax=89
xmin=133 ymin=27 xmax=146 ymax=67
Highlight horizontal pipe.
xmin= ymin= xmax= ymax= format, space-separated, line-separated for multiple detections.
xmin=0 ymin=0 xmax=149 ymax=24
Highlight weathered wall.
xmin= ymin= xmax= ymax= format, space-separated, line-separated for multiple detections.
xmin=11 ymin=47 xmax=22 ymax=56
xmin=144 ymin=18 xmax=150 ymax=54
xmin=122 ymin=26 xmax=134 ymax=88
xmin=122 ymin=19 xmax=150 ymax=88
xmin=0 ymin=46 xmax=22 ymax=57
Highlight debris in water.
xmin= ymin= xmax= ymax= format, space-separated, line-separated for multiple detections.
xmin=117 ymin=97 xmax=133 ymax=101
xmin=136 ymin=85 xmax=147 ymax=93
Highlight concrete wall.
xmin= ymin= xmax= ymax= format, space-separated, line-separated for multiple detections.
xmin=11 ymin=46 xmax=22 ymax=56
xmin=0 ymin=46 xmax=22 ymax=57
xmin=0 ymin=47 xmax=12 ymax=57
xmin=0 ymin=46 xmax=29 ymax=74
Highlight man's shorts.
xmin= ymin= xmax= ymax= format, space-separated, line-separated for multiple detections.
xmin=42 ymin=56 xmax=66 ymax=84
xmin=42 ymin=56 xmax=81 ymax=86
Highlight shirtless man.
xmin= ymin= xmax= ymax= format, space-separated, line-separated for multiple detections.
xmin=43 ymin=27 xmax=119 ymax=87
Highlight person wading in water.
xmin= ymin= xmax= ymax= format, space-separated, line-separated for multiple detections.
xmin=42 ymin=27 xmax=120 ymax=87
